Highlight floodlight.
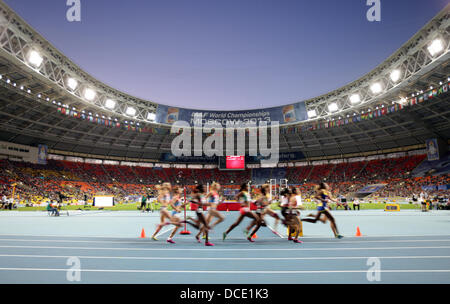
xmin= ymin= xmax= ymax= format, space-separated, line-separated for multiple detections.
xmin=307 ymin=110 xmax=317 ymax=118
xmin=126 ymin=107 xmax=136 ymax=116
xmin=105 ymin=99 xmax=116 ymax=109
xmin=28 ymin=50 xmax=43 ymax=67
xmin=84 ymin=88 xmax=96 ymax=101
xmin=390 ymin=70 xmax=401 ymax=82
xmin=67 ymin=78 xmax=78 ymax=90
xmin=349 ymin=94 xmax=361 ymax=104
xmin=370 ymin=82 xmax=382 ymax=94
xmin=328 ymin=103 xmax=338 ymax=112
xmin=427 ymin=39 xmax=444 ymax=56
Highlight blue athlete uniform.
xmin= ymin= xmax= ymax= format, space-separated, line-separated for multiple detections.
xmin=317 ymin=190 xmax=331 ymax=211
xmin=171 ymin=196 xmax=182 ymax=216
xmin=208 ymin=192 xmax=220 ymax=210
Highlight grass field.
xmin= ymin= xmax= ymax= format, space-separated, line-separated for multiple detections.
xmin=1 ymin=202 xmax=421 ymax=212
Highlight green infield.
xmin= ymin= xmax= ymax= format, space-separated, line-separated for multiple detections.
xmin=1 ymin=202 xmax=421 ymax=212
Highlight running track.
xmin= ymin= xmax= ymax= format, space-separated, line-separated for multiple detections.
xmin=0 ymin=210 xmax=449 ymax=284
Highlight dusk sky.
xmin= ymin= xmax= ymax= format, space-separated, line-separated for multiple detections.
xmin=3 ymin=0 xmax=448 ymax=110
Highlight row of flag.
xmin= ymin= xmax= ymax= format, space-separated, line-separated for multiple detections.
xmin=56 ymin=108 xmax=171 ymax=135
xmin=281 ymin=82 xmax=449 ymax=134
xmin=56 ymin=82 xmax=449 ymax=135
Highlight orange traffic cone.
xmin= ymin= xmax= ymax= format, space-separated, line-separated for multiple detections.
xmin=252 ymin=234 xmax=258 ymax=239
xmin=140 ymin=228 xmax=146 ymax=239
xmin=355 ymin=226 xmax=362 ymax=237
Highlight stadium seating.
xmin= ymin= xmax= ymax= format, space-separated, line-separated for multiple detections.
xmin=0 ymin=154 xmax=447 ymax=205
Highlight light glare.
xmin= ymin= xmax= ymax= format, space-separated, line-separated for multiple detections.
xmin=427 ymin=39 xmax=444 ymax=56
xmin=28 ymin=50 xmax=43 ymax=67
xmin=84 ymin=88 xmax=96 ymax=101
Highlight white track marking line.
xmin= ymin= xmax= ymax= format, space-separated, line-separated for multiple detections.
xmin=0 ymin=245 xmax=450 ymax=251
xmin=0 ymin=268 xmax=449 ymax=274
xmin=0 ymin=233 xmax=450 ymax=239
xmin=266 ymin=225 xmax=285 ymax=239
xmin=1 ymin=238 xmax=450 ymax=245
xmin=155 ymin=227 xmax=172 ymax=238
xmin=0 ymin=254 xmax=449 ymax=261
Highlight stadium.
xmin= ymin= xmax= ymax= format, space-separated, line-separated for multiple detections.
xmin=0 ymin=1 xmax=449 ymax=285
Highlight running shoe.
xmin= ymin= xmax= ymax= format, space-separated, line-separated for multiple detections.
xmin=335 ymin=235 xmax=344 ymax=239
xmin=195 ymin=236 xmax=202 ymax=243
xmin=222 ymin=232 xmax=227 ymax=241
xmin=247 ymin=237 xmax=255 ymax=243
xmin=166 ymin=239 xmax=176 ymax=244
xmin=151 ymin=236 xmax=158 ymax=241
xmin=205 ymin=242 xmax=215 ymax=247
xmin=293 ymin=240 xmax=303 ymax=244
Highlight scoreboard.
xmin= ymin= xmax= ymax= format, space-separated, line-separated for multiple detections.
xmin=218 ymin=156 xmax=245 ymax=170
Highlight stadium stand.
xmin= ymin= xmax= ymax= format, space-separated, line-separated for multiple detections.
xmin=1 ymin=154 xmax=448 ymax=207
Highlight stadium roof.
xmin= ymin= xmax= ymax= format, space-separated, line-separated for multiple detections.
xmin=0 ymin=2 xmax=449 ymax=162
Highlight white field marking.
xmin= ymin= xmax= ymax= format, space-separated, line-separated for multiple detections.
xmin=0 ymin=254 xmax=449 ymax=261
xmin=0 ymin=233 xmax=450 ymax=239
xmin=1 ymin=238 xmax=450 ymax=245
xmin=0 ymin=267 xmax=449 ymax=274
xmin=266 ymin=225 xmax=285 ymax=239
xmin=155 ymin=227 xmax=173 ymax=238
xmin=0 ymin=245 xmax=450 ymax=251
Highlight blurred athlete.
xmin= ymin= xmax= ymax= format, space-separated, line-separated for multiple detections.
xmin=150 ymin=183 xmax=182 ymax=241
xmin=205 ymin=182 xmax=225 ymax=229
xmin=246 ymin=184 xmax=282 ymax=242
xmin=166 ymin=186 xmax=185 ymax=244
xmin=183 ymin=185 xmax=214 ymax=246
xmin=302 ymin=183 xmax=343 ymax=239
xmin=222 ymin=183 xmax=259 ymax=241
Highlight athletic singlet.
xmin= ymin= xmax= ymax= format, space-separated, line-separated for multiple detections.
xmin=295 ymin=195 xmax=302 ymax=207
xmin=256 ymin=195 xmax=269 ymax=213
xmin=280 ymin=196 xmax=289 ymax=207
xmin=160 ymin=193 xmax=171 ymax=210
xmin=239 ymin=192 xmax=251 ymax=205
xmin=171 ymin=196 xmax=181 ymax=216
xmin=208 ymin=192 xmax=220 ymax=210
xmin=193 ymin=194 xmax=207 ymax=213
xmin=239 ymin=191 xmax=251 ymax=214
xmin=317 ymin=190 xmax=330 ymax=211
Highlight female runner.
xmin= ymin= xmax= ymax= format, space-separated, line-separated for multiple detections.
xmin=166 ymin=185 xmax=185 ymax=244
xmin=205 ymin=182 xmax=225 ymax=229
xmin=286 ymin=187 xmax=303 ymax=243
xmin=302 ymin=183 xmax=344 ymax=239
xmin=183 ymin=185 xmax=214 ymax=246
xmin=150 ymin=183 xmax=181 ymax=241
xmin=245 ymin=184 xmax=282 ymax=241
xmin=222 ymin=183 xmax=259 ymax=241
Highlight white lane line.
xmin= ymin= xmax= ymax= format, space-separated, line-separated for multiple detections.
xmin=0 ymin=254 xmax=449 ymax=261
xmin=155 ymin=227 xmax=173 ymax=238
xmin=1 ymin=238 xmax=450 ymax=245
xmin=0 ymin=233 xmax=449 ymax=240
xmin=0 ymin=268 xmax=449 ymax=274
xmin=0 ymin=245 xmax=450 ymax=251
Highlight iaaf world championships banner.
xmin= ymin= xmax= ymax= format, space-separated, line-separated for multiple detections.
xmin=155 ymin=102 xmax=308 ymax=126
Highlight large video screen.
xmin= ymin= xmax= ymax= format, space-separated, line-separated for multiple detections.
xmin=219 ymin=156 xmax=245 ymax=170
